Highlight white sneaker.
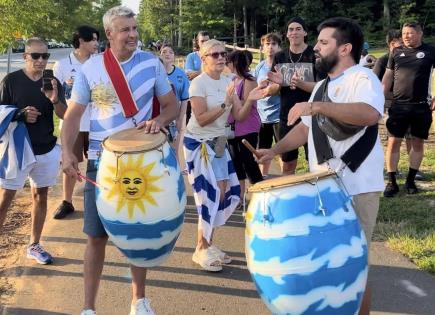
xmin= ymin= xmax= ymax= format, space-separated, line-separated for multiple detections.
xmin=81 ymin=310 xmax=96 ymax=315
xmin=130 ymin=298 xmax=155 ymax=315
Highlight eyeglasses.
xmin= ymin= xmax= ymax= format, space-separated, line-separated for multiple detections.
xmin=27 ymin=53 xmax=50 ymax=60
xmin=205 ymin=51 xmax=227 ymax=59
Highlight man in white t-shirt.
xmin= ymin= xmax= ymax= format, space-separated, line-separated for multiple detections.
xmin=256 ymin=17 xmax=384 ymax=315
xmin=52 ymin=25 xmax=99 ymax=219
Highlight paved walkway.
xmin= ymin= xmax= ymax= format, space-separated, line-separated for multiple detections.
xmin=1 ymin=161 xmax=434 ymax=315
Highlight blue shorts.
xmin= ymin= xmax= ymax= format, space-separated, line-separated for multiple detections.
xmin=211 ymin=154 xmax=229 ymax=181
xmin=83 ymin=160 xmax=107 ymax=238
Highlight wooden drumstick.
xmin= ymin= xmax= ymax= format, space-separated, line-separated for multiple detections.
xmin=78 ymin=173 xmax=109 ymax=191
xmin=242 ymin=139 xmax=260 ymax=159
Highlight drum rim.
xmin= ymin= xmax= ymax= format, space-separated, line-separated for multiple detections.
xmin=102 ymin=129 xmax=167 ymax=153
xmin=248 ymin=170 xmax=336 ymax=193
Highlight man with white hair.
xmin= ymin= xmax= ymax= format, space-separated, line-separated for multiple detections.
xmin=61 ymin=6 xmax=177 ymax=315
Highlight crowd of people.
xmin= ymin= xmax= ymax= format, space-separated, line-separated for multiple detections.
xmin=0 ymin=4 xmax=434 ymax=315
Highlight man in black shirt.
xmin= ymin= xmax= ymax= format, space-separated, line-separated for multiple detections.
xmin=382 ymin=22 xmax=435 ymax=197
xmin=373 ymin=29 xmax=402 ymax=82
xmin=0 ymin=38 xmax=66 ymax=264
xmin=265 ymin=17 xmax=321 ymax=175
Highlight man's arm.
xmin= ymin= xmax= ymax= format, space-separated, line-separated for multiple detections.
xmin=61 ymin=102 xmax=86 ymax=179
xmin=381 ymin=69 xmax=394 ymax=100
xmin=257 ymin=122 xmax=308 ymax=164
xmin=287 ymin=101 xmax=381 ymax=127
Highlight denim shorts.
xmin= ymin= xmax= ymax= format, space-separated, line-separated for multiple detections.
xmin=211 ymin=154 xmax=229 ymax=181
xmin=83 ymin=160 xmax=107 ymax=238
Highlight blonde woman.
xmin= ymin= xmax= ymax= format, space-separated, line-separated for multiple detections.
xmin=183 ymin=39 xmax=262 ymax=271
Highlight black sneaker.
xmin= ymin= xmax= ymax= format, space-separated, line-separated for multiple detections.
xmin=53 ymin=200 xmax=75 ymax=219
xmin=405 ymin=181 xmax=419 ymax=195
xmin=383 ymin=182 xmax=399 ymax=197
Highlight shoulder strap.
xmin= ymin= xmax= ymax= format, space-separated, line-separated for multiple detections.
xmin=311 ymin=78 xmax=379 ymax=172
xmin=103 ymin=49 xmax=139 ymax=118
xmin=312 ymin=79 xmax=334 ymax=164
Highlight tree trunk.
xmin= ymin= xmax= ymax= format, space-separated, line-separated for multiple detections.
xmin=383 ymin=0 xmax=390 ymax=30
xmin=177 ymin=0 xmax=182 ymax=47
xmin=233 ymin=12 xmax=237 ymax=45
xmin=243 ymin=5 xmax=248 ymax=46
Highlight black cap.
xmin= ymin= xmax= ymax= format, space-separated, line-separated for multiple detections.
xmin=287 ymin=16 xmax=307 ymax=31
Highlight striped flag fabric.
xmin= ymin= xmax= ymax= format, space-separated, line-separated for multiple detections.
xmin=183 ymin=135 xmax=240 ymax=242
xmin=0 ymin=106 xmax=36 ymax=179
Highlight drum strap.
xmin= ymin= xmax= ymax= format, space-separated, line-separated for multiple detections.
xmin=311 ymin=78 xmax=378 ymax=172
xmin=103 ymin=48 xmax=139 ymax=118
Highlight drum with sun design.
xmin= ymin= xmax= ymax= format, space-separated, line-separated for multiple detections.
xmin=96 ymin=128 xmax=186 ymax=267
xmin=245 ymin=171 xmax=368 ymax=315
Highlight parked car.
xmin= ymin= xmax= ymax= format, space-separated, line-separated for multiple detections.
xmin=11 ymin=39 xmax=25 ymax=53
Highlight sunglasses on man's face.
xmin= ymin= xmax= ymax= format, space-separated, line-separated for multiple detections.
xmin=206 ymin=51 xmax=227 ymax=59
xmin=27 ymin=53 xmax=50 ymax=60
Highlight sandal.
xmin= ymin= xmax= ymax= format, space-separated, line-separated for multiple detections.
xmin=192 ymin=248 xmax=222 ymax=272
xmin=209 ymin=245 xmax=232 ymax=264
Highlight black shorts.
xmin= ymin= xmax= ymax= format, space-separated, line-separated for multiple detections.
xmin=227 ymin=133 xmax=263 ymax=184
xmin=258 ymin=122 xmax=279 ymax=149
xmin=386 ymin=103 xmax=432 ymax=139
xmin=278 ymin=121 xmax=300 ymax=162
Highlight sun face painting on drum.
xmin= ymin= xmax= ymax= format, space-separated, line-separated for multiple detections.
xmin=245 ymin=171 xmax=368 ymax=315
xmin=96 ymin=129 xmax=186 ymax=268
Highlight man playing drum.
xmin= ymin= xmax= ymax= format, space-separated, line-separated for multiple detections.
xmin=256 ymin=17 xmax=384 ymax=315
xmin=61 ymin=6 xmax=177 ymax=315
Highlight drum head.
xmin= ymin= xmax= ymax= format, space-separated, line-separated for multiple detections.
xmin=248 ymin=170 xmax=335 ymax=192
xmin=103 ymin=128 xmax=166 ymax=153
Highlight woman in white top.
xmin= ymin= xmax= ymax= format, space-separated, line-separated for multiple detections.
xmin=184 ymin=39 xmax=262 ymax=272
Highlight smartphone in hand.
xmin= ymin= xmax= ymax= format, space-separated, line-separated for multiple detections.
xmin=42 ymin=69 xmax=54 ymax=91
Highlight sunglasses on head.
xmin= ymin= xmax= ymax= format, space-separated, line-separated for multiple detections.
xmin=206 ymin=51 xmax=227 ymax=59
xmin=28 ymin=53 xmax=50 ymax=60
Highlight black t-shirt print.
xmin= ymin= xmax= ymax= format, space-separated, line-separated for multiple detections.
xmin=272 ymin=45 xmax=324 ymax=120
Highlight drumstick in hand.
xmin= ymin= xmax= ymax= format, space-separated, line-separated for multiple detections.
xmin=242 ymin=139 xmax=260 ymax=159
xmin=78 ymin=173 xmax=109 ymax=191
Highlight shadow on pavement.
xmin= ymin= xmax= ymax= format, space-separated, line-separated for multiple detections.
xmin=3 ymin=264 xmax=257 ymax=297
xmin=370 ymin=264 xmax=435 ymax=314
xmin=2 ymin=307 xmax=68 ymax=315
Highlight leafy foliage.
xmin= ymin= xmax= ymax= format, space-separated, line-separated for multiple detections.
xmin=0 ymin=0 xmax=121 ymax=52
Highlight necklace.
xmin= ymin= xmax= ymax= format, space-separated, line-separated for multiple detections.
xmin=289 ymin=51 xmax=304 ymax=72
xmin=289 ymin=46 xmax=307 ymax=71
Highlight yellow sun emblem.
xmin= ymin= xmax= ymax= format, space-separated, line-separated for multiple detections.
xmin=102 ymin=155 xmax=163 ymax=219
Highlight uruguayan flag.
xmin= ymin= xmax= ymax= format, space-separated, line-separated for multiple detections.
xmin=183 ymin=135 xmax=240 ymax=242
xmin=0 ymin=106 xmax=36 ymax=179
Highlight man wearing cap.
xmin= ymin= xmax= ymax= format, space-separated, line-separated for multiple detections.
xmin=265 ymin=16 xmax=323 ymax=175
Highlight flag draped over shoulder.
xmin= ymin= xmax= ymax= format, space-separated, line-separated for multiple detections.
xmin=183 ymin=135 xmax=240 ymax=242
xmin=0 ymin=106 xmax=36 ymax=179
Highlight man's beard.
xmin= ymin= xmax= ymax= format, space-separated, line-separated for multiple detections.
xmin=315 ymin=51 xmax=339 ymax=74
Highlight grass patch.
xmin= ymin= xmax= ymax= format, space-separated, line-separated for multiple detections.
xmin=375 ymin=145 xmax=435 ymax=274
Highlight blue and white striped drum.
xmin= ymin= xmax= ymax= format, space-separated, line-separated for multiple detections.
xmin=246 ymin=171 xmax=368 ymax=315
xmin=96 ymin=128 xmax=186 ymax=267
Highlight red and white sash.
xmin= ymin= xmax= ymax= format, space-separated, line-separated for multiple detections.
xmin=103 ymin=48 xmax=160 ymax=119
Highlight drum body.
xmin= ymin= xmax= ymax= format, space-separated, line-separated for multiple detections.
xmin=246 ymin=171 xmax=368 ymax=315
xmin=96 ymin=129 xmax=186 ymax=267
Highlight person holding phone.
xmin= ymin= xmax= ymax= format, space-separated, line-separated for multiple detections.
xmin=52 ymin=25 xmax=99 ymax=219
xmin=0 ymin=38 xmax=67 ymax=265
